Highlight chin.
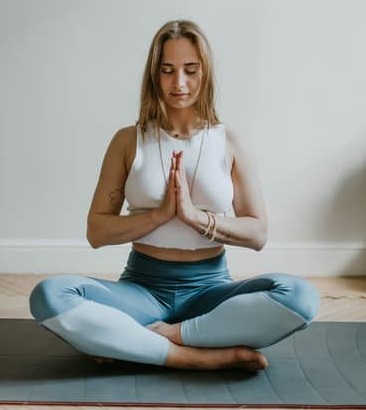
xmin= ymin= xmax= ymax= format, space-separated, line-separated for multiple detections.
xmin=167 ymin=100 xmax=196 ymax=110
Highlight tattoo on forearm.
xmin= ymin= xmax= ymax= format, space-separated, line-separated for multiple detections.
xmin=109 ymin=188 xmax=123 ymax=205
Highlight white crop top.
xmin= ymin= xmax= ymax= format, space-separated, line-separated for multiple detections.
xmin=124 ymin=123 xmax=234 ymax=250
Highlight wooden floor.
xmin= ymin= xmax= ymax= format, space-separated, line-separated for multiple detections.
xmin=1 ymin=274 xmax=365 ymax=410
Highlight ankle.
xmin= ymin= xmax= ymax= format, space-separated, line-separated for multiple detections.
xmin=164 ymin=343 xmax=268 ymax=371
xmin=147 ymin=321 xmax=183 ymax=345
xmin=170 ymin=323 xmax=183 ymax=345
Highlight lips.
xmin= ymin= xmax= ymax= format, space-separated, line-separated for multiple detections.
xmin=171 ymin=93 xmax=189 ymax=97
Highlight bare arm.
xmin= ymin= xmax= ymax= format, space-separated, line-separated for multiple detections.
xmin=177 ymin=127 xmax=268 ymax=251
xmin=87 ymin=126 xmax=176 ymax=249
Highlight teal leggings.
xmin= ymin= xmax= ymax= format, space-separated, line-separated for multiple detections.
xmin=30 ymin=250 xmax=319 ymax=366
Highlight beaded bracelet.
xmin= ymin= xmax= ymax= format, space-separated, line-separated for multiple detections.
xmin=200 ymin=211 xmax=217 ymax=242
xmin=201 ymin=211 xmax=214 ymax=237
xmin=208 ymin=212 xmax=217 ymax=242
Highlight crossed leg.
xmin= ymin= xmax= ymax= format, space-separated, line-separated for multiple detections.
xmin=29 ymin=275 xmax=268 ymax=371
xmin=149 ymin=273 xmax=320 ymax=367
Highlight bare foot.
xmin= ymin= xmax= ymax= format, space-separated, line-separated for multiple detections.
xmin=148 ymin=321 xmax=268 ymax=371
xmin=88 ymin=355 xmax=115 ymax=364
xmin=166 ymin=343 xmax=268 ymax=371
xmin=147 ymin=321 xmax=183 ymax=345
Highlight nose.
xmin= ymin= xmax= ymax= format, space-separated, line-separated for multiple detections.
xmin=173 ymin=69 xmax=186 ymax=89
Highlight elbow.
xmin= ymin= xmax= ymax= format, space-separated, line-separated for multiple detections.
xmin=86 ymin=218 xmax=104 ymax=249
xmin=252 ymin=233 xmax=267 ymax=251
xmin=87 ymin=229 xmax=101 ymax=249
xmin=252 ymin=221 xmax=268 ymax=251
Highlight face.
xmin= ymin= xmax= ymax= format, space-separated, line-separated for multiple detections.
xmin=159 ymin=37 xmax=203 ymax=111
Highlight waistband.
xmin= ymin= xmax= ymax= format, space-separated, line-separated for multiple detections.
xmin=120 ymin=249 xmax=231 ymax=287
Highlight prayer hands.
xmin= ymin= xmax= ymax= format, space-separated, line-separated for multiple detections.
xmin=173 ymin=151 xmax=197 ymax=225
xmin=159 ymin=151 xmax=197 ymax=226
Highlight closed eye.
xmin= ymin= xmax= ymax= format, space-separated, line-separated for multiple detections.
xmin=160 ymin=62 xmax=200 ymax=76
xmin=160 ymin=68 xmax=174 ymax=75
xmin=185 ymin=69 xmax=198 ymax=75
xmin=160 ymin=68 xmax=198 ymax=75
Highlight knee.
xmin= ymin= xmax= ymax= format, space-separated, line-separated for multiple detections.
xmin=29 ymin=278 xmax=54 ymax=322
xmin=266 ymin=274 xmax=320 ymax=323
xmin=29 ymin=275 xmax=82 ymax=323
xmin=289 ymin=276 xmax=320 ymax=322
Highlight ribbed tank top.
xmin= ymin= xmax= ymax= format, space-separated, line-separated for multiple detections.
xmin=124 ymin=123 xmax=234 ymax=250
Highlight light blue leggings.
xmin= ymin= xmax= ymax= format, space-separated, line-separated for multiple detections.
xmin=29 ymin=250 xmax=319 ymax=366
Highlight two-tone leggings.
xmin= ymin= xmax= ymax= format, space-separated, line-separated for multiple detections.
xmin=29 ymin=249 xmax=320 ymax=366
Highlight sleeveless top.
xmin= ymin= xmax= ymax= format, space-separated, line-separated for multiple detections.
xmin=124 ymin=123 xmax=234 ymax=250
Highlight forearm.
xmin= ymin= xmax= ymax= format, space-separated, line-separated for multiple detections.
xmin=87 ymin=209 xmax=169 ymax=249
xmin=190 ymin=210 xmax=267 ymax=251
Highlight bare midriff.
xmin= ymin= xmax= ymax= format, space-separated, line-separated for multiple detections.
xmin=132 ymin=242 xmax=224 ymax=262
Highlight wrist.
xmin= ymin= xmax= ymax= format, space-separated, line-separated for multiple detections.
xmin=179 ymin=208 xmax=196 ymax=229
xmin=200 ymin=210 xmax=217 ymax=241
xmin=152 ymin=208 xmax=173 ymax=226
xmin=189 ymin=209 xmax=211 ymax=234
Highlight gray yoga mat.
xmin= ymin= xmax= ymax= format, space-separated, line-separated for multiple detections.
xmin=0 ymin=319 xmax=365 ymax=407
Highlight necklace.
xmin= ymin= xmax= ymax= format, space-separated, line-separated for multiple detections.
xmin=165 ymin=120 xmax=206 ymax=140
xmin=158 ymin=125 xmax=207 ymax=196
xmin=168 ymin=130 xmax=197 ymax=140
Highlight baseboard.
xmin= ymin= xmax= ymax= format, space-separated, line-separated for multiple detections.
xmin=0 ymin=239 xmax=365 ymax=276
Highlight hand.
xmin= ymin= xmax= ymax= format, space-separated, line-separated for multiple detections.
xmin=156 ymin=156 xmax=177 ymax=223
xmin=174 ymin=151 xmax=198 ymax=226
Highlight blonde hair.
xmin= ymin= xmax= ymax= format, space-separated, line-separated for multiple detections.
xmin=137 ymin=20 xmax=219 ymax=132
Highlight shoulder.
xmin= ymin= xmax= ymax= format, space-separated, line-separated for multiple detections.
xmin=109 ymin=125 xmax=137 ymax=155
xmin=110 ymin=125 xmax=137 ymax=149
xmin=104 ymin=125 xmax=137 ymax=172
xmin=222 ymin=125 xmax=255 ymax=163
xmin=224 ymin=125 xmax=248 ymax=147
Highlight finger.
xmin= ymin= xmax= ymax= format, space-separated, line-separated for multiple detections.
xmin=170 ymin=155 xmax=177 ymax=172
xmin=175 ymin=164 xmax=189 ymax=194
xmin=168 ymin=170 xmax=176 ymax=190
xmin=174 ymin=151 xmax=183 ymax=170
xmin=174 ymin=167 xmax=182 ymax=189
xmin=172 ymin=150 xmax=180 ymax=160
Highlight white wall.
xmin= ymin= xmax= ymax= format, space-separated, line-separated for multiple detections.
xmin=1 ymin=0 xmax=365 ymax=276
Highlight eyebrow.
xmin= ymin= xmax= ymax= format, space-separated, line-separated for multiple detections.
xmin=161 ymin=62 xmax=200 ymax=67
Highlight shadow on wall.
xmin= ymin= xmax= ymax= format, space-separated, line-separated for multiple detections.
xmin=321 ymin=139 xmax=366 ymax=275
xmin=344 ymin=252 xmax=366 ymax=277
xmin=323 ymin=163 xmax=366 ymax=241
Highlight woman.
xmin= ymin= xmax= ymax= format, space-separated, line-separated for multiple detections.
xmin=30 ymin=20 xmax=319 ymax=371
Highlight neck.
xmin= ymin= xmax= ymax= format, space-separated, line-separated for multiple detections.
xmin=165 ymin=108 xmax=204 ymax=139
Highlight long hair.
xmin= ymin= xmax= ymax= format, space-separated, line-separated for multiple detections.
xmin=137 ymin=20 xmax=220 ymax=133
